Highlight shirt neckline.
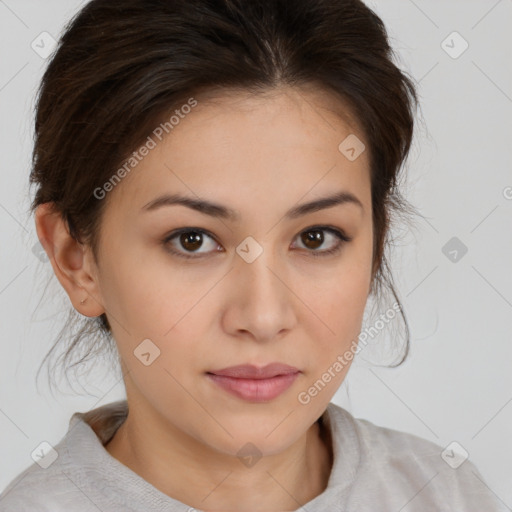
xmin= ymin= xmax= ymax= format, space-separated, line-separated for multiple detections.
xmin=63 ymin=400 xmax=361 ymax=510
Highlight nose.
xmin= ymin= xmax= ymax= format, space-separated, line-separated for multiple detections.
xmin=221 ymin=249 xmax=297 ymax=343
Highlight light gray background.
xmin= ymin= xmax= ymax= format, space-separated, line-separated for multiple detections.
xmin=1 ymin=0 xmax=511 ymax=506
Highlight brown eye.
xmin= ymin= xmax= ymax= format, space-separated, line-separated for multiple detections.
xmin=162 ymin=225 xmax=351 ymax=261
xmin=179 ymin=232 xmax=203 ymax=252
xmin=293 ymin=226 xmax=351 ymax=257
xmin=163 ymin=228 xmax=220 ymax=259
xmin=301 ymin=229 xmax=325 ymax=250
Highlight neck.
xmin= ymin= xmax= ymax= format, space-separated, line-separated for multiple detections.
xmin=104 ymin=404 xmax=333 ymax=511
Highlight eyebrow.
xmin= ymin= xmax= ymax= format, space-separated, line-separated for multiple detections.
xmin=141 ymin=190 xmax=364 ymax=221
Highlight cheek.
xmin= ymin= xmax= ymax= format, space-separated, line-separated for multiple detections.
xmin=299 ymin=255 xmax=371 ymax=364
xmin=104 ymin=259 xmax=216 ymax=380
xmin=301 ymin=250 xmax=371 ymax=327
xmin=314 ymin=283 xmax=368 ymax=355
xmin=298 ymin=283 xmax=368 ymax=400
xmin=100 ymin=247 xmax=195 ymax=335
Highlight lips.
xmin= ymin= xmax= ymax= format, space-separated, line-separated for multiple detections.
xmin=207 ymin=363 xmax=300 ymax=379
xmin=206 ymin=363 xmax=301 ymax=402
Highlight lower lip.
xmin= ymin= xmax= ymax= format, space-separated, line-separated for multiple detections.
xmin=206 ymin=372 xmax=300 ymax=402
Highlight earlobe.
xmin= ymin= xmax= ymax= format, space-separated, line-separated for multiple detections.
xmin=34 ymin=202 xmax=105 ymax=317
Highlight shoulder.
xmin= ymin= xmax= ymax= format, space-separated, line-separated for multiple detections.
xmin=0 ymin=401 xmax=131 ymax=511
xmin=0 ymin=446 xmax=77 ymax=511
xmin=0 ymin=407 xmax=115 ymax=512
xmin=326 ymin=403 xmax=507 ymax=511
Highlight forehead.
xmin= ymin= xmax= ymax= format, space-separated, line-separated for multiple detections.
xmin=106 ymin=85 xmax=371 ymax=217
xmin=189 ymin=84 xmax=361 ymax=136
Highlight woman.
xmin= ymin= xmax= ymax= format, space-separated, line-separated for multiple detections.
xmin=0 ymin=0 xmax=506 ymax=510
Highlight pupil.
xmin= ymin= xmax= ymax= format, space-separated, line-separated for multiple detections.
xmin=181 ymin=232 xmax=202 ymax=251
xmin=303 ymin=230 xmax=323 ymax=249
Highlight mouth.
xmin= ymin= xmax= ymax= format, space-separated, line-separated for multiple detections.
xmin=207 ymin=362 xmax=300 ymax=379
xmin=206 ymin=363 xmax=301 ymax=402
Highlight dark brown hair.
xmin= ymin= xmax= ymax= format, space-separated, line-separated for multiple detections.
xmin=29 ymin=0 xmax=421 ymax=392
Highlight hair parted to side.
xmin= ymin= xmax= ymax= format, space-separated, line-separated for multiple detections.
xmin=28 ymin=0 xmax=421 ymax=393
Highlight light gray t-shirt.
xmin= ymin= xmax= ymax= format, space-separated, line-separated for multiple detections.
xmin=0 ymin=400 xmax=507 ymax=511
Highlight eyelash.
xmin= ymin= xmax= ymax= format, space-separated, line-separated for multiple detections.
xmin=162 ymin=225 xmax=352 ymax=260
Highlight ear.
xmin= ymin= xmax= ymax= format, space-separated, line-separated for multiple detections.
xmin=34 ymin=202 xmax=105 ymax=317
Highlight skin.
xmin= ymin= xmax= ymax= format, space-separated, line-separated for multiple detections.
xmin=35 ymin=84 xmax=374 ymax=511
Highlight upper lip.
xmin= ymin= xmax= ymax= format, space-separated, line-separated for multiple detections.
xmin=207 ymin=363 xmax=300 ymax=379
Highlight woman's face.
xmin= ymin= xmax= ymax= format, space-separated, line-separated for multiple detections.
xmin=92 ymin=85 xmax=373 ymax=457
